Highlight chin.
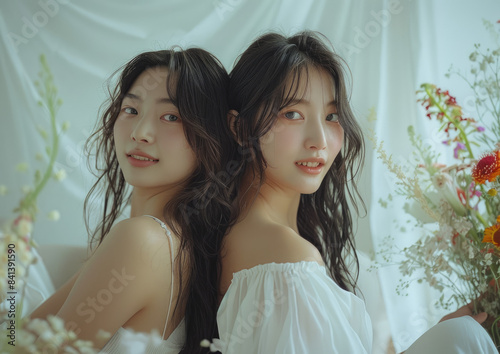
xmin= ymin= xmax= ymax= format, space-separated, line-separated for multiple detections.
xmin=297 ymin=185 xmax=322 ymax=195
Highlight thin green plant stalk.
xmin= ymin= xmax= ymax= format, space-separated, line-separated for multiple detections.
xmin=15 ymin=54 xmax=63 ymax=328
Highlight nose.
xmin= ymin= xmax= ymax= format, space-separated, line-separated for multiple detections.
xmin=131 ymin=113 xmax=155 ymax=143
xmin=305 ymin=118 xmax=327 ymax=150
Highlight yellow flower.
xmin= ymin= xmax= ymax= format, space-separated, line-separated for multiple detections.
xmin=488 ymin=188 xmax=498 ymax=196
xmin=472 ymin=150 xmax=500 ymax=184
xmin=482 ymin=216 xmax=500 ymax=249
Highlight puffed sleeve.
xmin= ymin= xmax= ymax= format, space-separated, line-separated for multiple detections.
xmin=212 ymin=262 xmax=372 ymax=354
xmin=404 ymin=316 xmax=497 ymax=354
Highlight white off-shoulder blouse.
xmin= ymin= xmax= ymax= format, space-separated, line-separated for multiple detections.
xmin=212 ymin=261 xmax=372 ymax=354
xmin=211 ymin=261 xmax=497 ymax=354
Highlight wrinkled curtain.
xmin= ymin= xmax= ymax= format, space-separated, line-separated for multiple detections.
xmin=1 ymin=1 xmax=498 ymax=352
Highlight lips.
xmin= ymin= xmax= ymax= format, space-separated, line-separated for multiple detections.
xmin=128 ymin=154 xmax=157 ymax=162
xmin=126 ymin=150 xmax=158 ymax=161
xmin=295 ymin=158 xmax=326 ymax=175
xmin=126 ymin=150 xmax=158 ymax=167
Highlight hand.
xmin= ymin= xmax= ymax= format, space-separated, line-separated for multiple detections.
xmin=439 ymin=302 xmax=487 ymax=324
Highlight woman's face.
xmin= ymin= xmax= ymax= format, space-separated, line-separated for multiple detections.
xmin=113 ymin=67 xmax=196 ymax=191
xmin=259 ymin=67 xmax=344 ymax=195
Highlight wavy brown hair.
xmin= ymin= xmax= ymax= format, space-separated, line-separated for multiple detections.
xmin=84 ymin=48 xmax=235 ymax=353
xmin=227 ymin=31 xmax=366 ymax=291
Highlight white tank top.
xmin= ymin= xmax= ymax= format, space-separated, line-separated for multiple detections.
xmin=100 ymin=215 xmax=186 ymax=353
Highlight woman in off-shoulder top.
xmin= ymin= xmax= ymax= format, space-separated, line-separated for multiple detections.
xmin=209 ymin=31 xmax=497 ymax=353
xmin=28 ymin=47 xmax=233 ymax=353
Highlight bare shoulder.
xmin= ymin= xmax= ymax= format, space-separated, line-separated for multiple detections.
xmin=103 ymin=216 xmax=171 ymax=247
xmin=223 ymin=218 xmax=324 ymax=273
xmin=94 ymin=216 xmax=174 ymax=272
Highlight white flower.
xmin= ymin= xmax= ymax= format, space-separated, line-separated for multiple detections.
xmin=16 ymin=218 xmax=33 ymax=236
xmin=17 ymin=240 xmax=34 ymax=265
xmin=403 ymin=198 xmax=438 ymax=223
xmin=96 ymin=329 xmax=111 ymax=341
xmin=47 ymin=315 xmax=65 ymax=332
xmin=26 ymin=318 xmax=54 ymax=338
xmin=16 ymin=329 xmax=36 ymax=348
xmin=431 ymin=173 xmax=466 ymax=216
xmin=63 ymin=347 xmax=80 ymax=354
xmin=200 ymin=339 xmax=211 ymax=347
xmin=48 ymin=210 xmax=60 ymax=221
xmin=73 ymin=339 xmax=96 ymax=350
xmin=53 ymin=168 xmax=67 ymax=181
xmin=468 ymin=246 xmax=474 ymax=259
xmin=2 ymin=231 xmax=15 ymax=244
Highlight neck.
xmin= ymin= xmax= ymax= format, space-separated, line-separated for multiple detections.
xmin=241 ymin=173 xmax=301 ymax=233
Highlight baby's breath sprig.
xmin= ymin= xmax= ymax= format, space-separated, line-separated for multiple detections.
xmin=16 ymin=54 xmax=64 ymax=220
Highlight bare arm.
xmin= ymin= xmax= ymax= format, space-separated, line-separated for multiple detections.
xmin=29 ymin=267 xmax=81 ymax=320
xmin=29 ymin=217 xmax=173 ymax=349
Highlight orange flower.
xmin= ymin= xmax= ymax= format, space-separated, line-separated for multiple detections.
xmin=471 ymin=150 xmax=500 ymax=184
xmin=482 ymin=216 xmax=500 ymax=249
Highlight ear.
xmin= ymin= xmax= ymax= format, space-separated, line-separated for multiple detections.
xmin=227 ymin=109 xmax=241 ymax=145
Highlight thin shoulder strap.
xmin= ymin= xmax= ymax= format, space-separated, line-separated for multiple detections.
xmin=143 ymin=215 xmax=175 ymax=340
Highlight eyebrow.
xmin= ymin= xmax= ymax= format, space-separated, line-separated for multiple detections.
xmin=124 ymin=93 xmax=174 ymax=104
xmin=285 ymin=98 xmax=337 ymax=107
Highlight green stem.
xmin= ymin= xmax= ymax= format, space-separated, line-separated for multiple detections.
xmin=18 ymin=77 xmax=59 ymax=219
xmin=425 ymin=86 xmax=475 ymax=159
xmin=475 ymin=210 xmax=489 ymax=228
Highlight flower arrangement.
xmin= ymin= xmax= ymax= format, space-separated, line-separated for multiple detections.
xmin=0 ymin=55 xmax=101 ymax=353
xmin=374 ymin=20 xmax=500 ymax=348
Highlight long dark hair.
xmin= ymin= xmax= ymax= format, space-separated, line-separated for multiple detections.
xmin=84 ymin=48 xmax=235 ymax=353
xmin=227 ymin=31 xmax=365 ymax=291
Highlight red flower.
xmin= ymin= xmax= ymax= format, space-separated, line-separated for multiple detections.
xmin=472 ymin=150 xmax=500 ymax=184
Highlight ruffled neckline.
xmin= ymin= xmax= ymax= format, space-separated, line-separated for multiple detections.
xmin=219 ymin=261 xmax=327 ymax=308
xmin=231 ymin=261 xmax=326 ymax=281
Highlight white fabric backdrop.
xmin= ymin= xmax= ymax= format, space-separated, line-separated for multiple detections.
xmin=1 ymin=1 xmax=499 ymax=352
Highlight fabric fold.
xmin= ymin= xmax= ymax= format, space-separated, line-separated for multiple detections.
xmin=215 ymin=261 xmax=373 ymax=354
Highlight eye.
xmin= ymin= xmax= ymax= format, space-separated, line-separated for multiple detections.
xmin=326 ymin=113 xmax=339 ymax=122
xmin=123 ymin=107 xmax=138 ymax=114
xmin=283 ymin=111 xmax=303 ymax=120
xmin=162 ymin=114 xmax=179 ymax=122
